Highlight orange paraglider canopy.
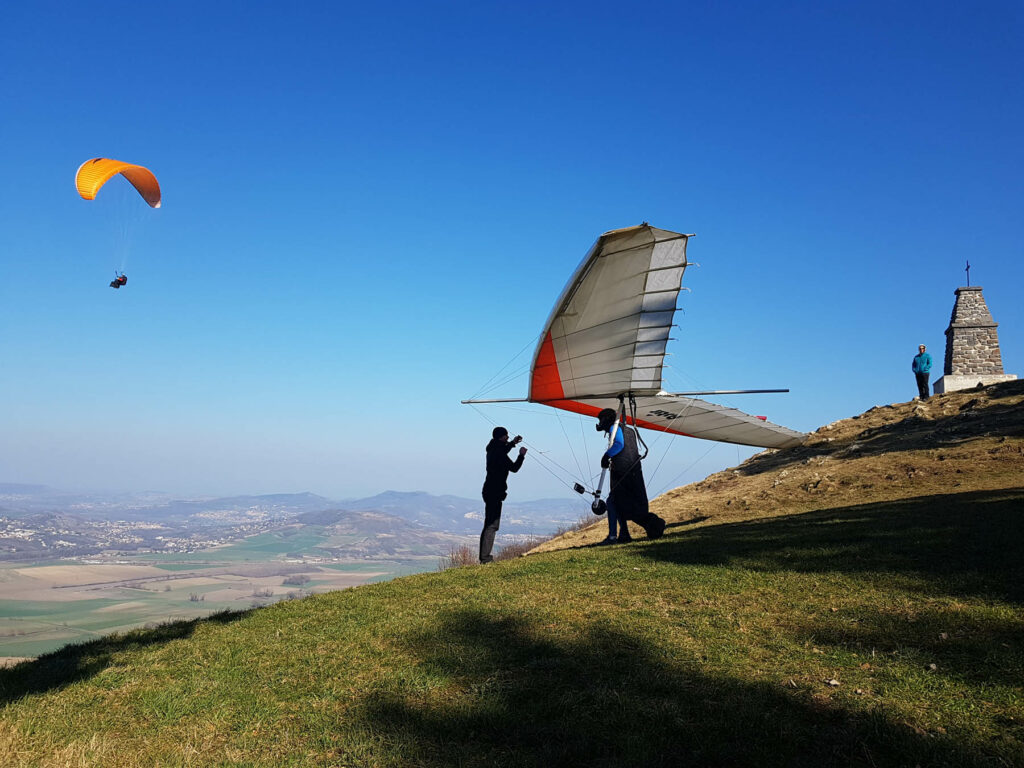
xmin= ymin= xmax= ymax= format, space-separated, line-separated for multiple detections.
xmin=75 ymin=158 xmax=161 ymax=208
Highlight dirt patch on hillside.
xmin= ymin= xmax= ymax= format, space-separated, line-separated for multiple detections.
xmin=530 ymin=379 xmax=1024 ymax=554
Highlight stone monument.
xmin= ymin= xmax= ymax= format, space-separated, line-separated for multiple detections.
xmin=933 ymin=286 xmax=1017 ymax=394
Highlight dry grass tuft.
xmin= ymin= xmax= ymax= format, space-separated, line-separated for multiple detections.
xmin=438 ymin=544 xmax=476 ymax=570
xmin=493 ymin=537 xmax=546 ymax=561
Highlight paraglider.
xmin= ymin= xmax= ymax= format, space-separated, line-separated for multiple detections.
xmin=75 ymin=158 xmax=161 ymax=208
xmin=75 ymin=158 xmax=160 ymax=289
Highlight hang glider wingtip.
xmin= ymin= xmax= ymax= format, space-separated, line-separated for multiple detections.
xmin=461 ymin=398 xmax=529 ymax=404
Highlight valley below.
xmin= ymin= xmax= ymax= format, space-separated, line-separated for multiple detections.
xmin=0 ymin=488 xmax=579 ymax=660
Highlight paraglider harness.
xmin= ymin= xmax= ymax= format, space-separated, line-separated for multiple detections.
xmin=575 ymin=393 xmax=649 ymax=514
xmin=109 ymin=272 xmax=127 ymax=289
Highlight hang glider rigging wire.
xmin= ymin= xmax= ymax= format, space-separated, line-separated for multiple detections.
xmin=468 ymin=332 xmax=543 ymax=402
xmin=471 ymin=386 xmax=704 ymax=504
xmin=467 ymin=352 xmax=789 ymax=502
xmin=466 ymin=402 xmax=597 ymax=495
xmin=466 ymin=363 xmax=784 ymax=499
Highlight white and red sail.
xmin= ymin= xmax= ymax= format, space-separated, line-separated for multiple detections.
xmin=527 ymin=224 xmax=804 ymax=450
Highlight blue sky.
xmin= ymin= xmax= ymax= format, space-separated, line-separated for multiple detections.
xmin=1 ymin=1 xmax=1021 ymax=507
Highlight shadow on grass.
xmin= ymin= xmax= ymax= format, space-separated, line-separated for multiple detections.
xmin=736 ymin=379 xmax=1024 ymax=478
xmin=796 ymin=602 xmax=1024 ymax=692
xmin=666 ymin=514 xmax=711 ymax=529
xmin=573 ymin=517 xmax=709 ymax=550
xmin=0 ymin=609 xmax=250 ymax=705
xmin=349 ymin=609 xmax=1010 ymax=767
xmin=637 ymin=488 xmax=1024 ymax=604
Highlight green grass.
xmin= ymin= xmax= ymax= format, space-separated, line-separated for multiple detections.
xmin=0 ymin=592 xmax=248 ymax=659
xmin=132 ymin=529 xmax=333 ymax=564
xmin=0 ymin=488 xmax=1021 ymax=766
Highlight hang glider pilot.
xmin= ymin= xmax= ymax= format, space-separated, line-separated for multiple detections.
xmin=109 ymin=273 xmax=127 ymax=289
xmin=596 ymin=408 xmax=666 ymax=543
xmin=479 ymin=426 xmax=527 ymax=564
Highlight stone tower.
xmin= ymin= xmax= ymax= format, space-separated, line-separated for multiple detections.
xmin=933 ymin=286 xmax=1017 ymax=394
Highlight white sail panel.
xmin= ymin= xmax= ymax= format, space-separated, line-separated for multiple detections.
xmin=621 ymin=393 xmax=805 ymax=449
xmin=530 ymin=224 xmax=689 ymax=401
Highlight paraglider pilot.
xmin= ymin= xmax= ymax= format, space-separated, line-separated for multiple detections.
xmin=596 ymin=408 xmax=666 ymax=543
xmin=479 ymin=426 xmax=527 ymax=564
xmin=109 ymin=273 xmax=127 ymax=289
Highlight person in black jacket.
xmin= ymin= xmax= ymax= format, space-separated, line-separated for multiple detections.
xmin=479 ymin=426 xmax=527 ymax=563
xmin=596 ymin=408 xmax=666 ymax=541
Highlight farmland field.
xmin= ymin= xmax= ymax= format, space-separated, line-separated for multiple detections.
xmin=0 ymin=552 xmax=437 ymax=660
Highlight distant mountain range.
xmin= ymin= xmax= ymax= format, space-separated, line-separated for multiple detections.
xmin=0 ymin=485 xmax=587 ymax=547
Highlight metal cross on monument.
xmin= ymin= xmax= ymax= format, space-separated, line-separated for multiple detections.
xmin=965 ymin=260 xmax=971 ymax=286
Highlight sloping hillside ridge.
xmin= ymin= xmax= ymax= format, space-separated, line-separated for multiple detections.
xmin=1 ymin=383 xmax=1022 ymax=766
xmin=531 ymin=378 xmax=1024 ymax=553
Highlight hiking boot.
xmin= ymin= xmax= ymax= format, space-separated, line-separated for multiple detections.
xmin=647 ymin=517 xmax=666 ymax=540
xmin=617 ymin=534 xmax=633 ymax=544
xmin=596 ymin=536 xmax=618 ymax=546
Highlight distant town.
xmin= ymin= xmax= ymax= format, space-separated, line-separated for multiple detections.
xmin=0 ymin=512 xmax=277 ymax=561
xmin=0 ymin=485 xmax=580 ymax=564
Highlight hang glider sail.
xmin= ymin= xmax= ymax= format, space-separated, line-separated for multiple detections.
xmin=465 ymin=223 xmax=805 ymax=450
xmin=75 ymin=158 xmax=161 ymax=208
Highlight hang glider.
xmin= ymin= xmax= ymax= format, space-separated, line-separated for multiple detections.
xmin=464 ymin=223 xmax=805 ymax=450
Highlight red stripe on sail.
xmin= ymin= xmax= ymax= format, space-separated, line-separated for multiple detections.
xmin=531 ymin=330 xmax=695 ymax=438
xmin=530 ymin=330 xmax=565 ymax=401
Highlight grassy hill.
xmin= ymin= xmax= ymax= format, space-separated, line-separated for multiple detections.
xmin=534 ymin=379 xmax=1024 ymax=552
xmin=0 ymin=382 xmax=1021 ymax=767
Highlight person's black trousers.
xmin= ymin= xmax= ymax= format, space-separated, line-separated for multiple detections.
xmin=479 ymin=497 xmax=503 ymax=563
xmin=609 ymin=471 xmax=662 ymax=532
xmin=915 ymin=371 xmax=930 ymax=399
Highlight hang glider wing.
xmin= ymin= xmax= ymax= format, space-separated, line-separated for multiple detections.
xmin=538 ymin=392 xmax=805 ymax=449
xmin=75 ymin=158 xmax=161 ymax=208
xmin=528 ymin=223 xmax=805 ymax=449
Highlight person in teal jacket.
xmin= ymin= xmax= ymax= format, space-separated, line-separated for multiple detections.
xmin=912 ymin=344 xmax=933 ymax=400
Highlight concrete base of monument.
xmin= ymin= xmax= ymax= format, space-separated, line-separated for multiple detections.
xmin=933 ymin=374 xmax=1018 ymax=394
